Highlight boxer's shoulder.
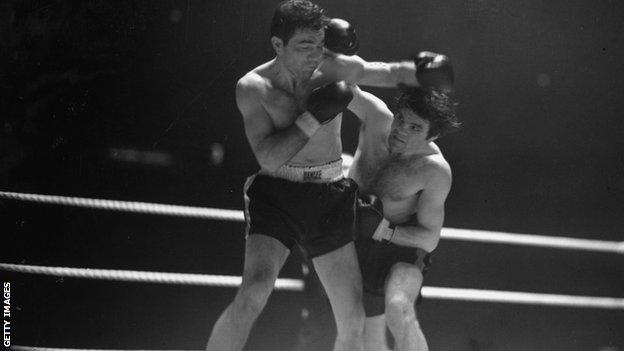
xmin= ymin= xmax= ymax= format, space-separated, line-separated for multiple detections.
xmin=404 ymin=148 xmax=450 ymax=179
xmin=406 ymin=156 xmax=451 ymax=200
xmin=237 ymin=69 xmax=271 ymax=94
xmin=421 ymin=153 xmax=451 ymax=181
xmin=237 ymin=69 xmax=295 ymax=114
xmin=236 ymin=73 xmax=268 ymax=109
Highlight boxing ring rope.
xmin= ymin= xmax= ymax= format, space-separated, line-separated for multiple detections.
xmin=441 ymin=227 xmax=624 ymax=254
xmin=3 ymin=189 xmax=623 ymax=351
xmin=2 ymin=190 xmax=623 ymax=254
xmin=0 ymin=191 xmax=243 ymax=221
xmin=1 ymin=262 xmax=623 ymax=310
xmin=0 ymin=263 xmax=304 ymax=291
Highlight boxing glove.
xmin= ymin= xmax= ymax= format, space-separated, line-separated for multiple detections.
xmin=324 ymin=18 xmax=359 ymax=55
xmin=295 ymin=82 xmax=353 ymax=137
xmin=415 ymin=51 xmax=454 ymax=92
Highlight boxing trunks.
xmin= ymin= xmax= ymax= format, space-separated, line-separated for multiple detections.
xmin=244 ymin=160 xmax=358 ymax=258
xmin=355 ymin=195 xmax=432 ymax=317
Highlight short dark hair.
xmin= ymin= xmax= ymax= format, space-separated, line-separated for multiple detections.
xmin=270 ymin=0 xmax=329 ymax=45
xmin=397 ymin=87 xmax=460 ymax=139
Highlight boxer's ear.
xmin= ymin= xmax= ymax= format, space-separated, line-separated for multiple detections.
xmin=271 ymin=36 xmax=284 ymax=55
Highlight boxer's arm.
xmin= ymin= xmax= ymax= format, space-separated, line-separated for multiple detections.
xmin=236 ymin=76 xmax=309 ymax=172
xmin=320 ymin=53 xmax=418 ymax=88
xmin=390 ymin=165 xmax=451 ymax=252
xmin=347 ymin=86 xmax=393 ymax=123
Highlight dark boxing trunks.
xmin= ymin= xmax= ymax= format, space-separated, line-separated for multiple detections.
xmin=355 ymin=195 xmax=432 ymax=317
xmin=244 ymin=161 xmax=358 ymax=259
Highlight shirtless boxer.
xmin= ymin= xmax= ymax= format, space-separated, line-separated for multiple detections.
xmin=296 ymin=85 xmax=458 ymax=351
xmin=352 ymin=86 xmax=458 ymax=351
xmin=205 ymin=1 xmax=454 ymax=350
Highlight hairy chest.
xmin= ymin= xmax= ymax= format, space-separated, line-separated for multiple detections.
xmin=371 ymin=158 xmax=423 ymax=201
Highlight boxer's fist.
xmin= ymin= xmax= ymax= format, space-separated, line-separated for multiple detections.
xmin=307 ymin=81 xmax=353 ymax=124
xmin=415 ymin=51 xmax=454 ymax=92
xmin=356 ymin=195 xmax=384 ymax=240
xmin=324 ymin=18 xmax=359 ymax=55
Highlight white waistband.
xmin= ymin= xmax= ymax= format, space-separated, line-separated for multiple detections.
xmin=259 ymin=159 xmax=344 ymax=183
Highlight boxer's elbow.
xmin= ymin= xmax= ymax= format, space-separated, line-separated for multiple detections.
xmin=256 ymin=152 xmax=283 ymax=173
xmin=418 ymin=224 xmax=442 ymax=252
xmin=427 ymin=223 xmax=442 ymax=237
xmin=251 ymin=137 xmax=287 ymax=172
xmin=422 ymin=235 xmax=440 ymax=253
xmin=395 ymin=224 xmax=439 ymax=252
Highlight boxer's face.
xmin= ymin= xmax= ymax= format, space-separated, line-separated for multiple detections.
xmin=273 ymin=28 xmax=325 ymax=78
xmin=388 ymin=108 xmax=433 ymax=154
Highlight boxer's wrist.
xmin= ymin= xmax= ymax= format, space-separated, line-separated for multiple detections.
xmin=387 ymin=223 xmax=396 ymax=242
xmin=382 ymin=223 xmax=396 ymax=243
xmin=393 ymin=61 xmax=417 ymax=87
xmin=373 ymin=218 xmax=395 ymax=242
xmin=295 ymin=111 xmax=321 ymax=138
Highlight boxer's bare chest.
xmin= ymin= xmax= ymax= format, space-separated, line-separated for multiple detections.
xmin=261 ymin=75 xmax=329 ymax=129
xmin=373 ymin=158 xmax=416 ymax=197
xmin=371 ymin=156 xmax=425 ymax=220
xmin=262 ymin=86 xmax=307 ymax=128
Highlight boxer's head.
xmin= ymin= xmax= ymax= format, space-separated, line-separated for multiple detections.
xmin=389 ymin=87 xmax=459 ymax=153
xmin=270 ymin=0 xmax=329 ymax=76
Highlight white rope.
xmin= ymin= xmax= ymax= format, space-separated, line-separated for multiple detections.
xmin=1 ymin=190 xmax=622 ymax=254
xmin=0 ymin=263 xmax=303 ymax=291
xmin=441 ymin=227 xmax=624 ymax=254
xmin=2 ymin=263 xmax=622 ymax=310
xmin=0 ymin=191 xmax=244 ymax=221
xmin=421 ymin=287 xmax=624 ymax=310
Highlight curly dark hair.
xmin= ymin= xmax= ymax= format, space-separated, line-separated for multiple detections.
xmin=270 ymin=0 xmax=329 ymax=45
xmin=396 ymin=86 xmax=460 ymax=139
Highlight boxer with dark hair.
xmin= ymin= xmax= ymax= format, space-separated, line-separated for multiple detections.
xmin=354 ymin=85 xmax=458 ymax=351
xmin=296 ymin=86 xmax=459 ymax=351
xmin=205 ymin=1 xmax=454 ymax=350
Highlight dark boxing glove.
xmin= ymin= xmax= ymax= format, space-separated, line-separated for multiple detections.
xmin=415 ymin=51 xmax=454 ymax=92
xmin=295 ymin=82 xmax=353 ymax=137
xmin=324 ymin=18 xmax=359 ymax=55
xmin=356 ymin=195 xmax=385 ymax=240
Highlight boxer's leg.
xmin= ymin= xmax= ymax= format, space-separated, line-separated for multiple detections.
xmin=364 ymin=314 xmax=391 ymax=351
xmin=313 ymin=242 xmax=365 ymax=351
xmin=206 ymin=234 xmax=290 ymax=351
xmin=384 ymin=262 xmax=427 ymax=351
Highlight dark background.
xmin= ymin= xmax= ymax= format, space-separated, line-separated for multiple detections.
xmin=1 ymin=0 xmax=623 ymax=350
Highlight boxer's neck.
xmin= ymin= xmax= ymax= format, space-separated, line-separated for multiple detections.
xmin=271 ymin=57 xmax=313 ymax=93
